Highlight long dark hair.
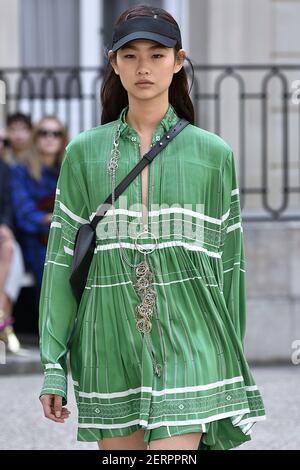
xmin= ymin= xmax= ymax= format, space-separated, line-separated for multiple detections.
xmin=100 ymin=4 xmax=195 ymax=125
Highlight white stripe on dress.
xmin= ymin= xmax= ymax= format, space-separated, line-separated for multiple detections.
xmin=59 ymin=202 xmax=89 ymax=224
xmin=56 ymin=190 xmax=240 ymax=228
xmin=78 ymin=376 xmax=244 ymax=399
xmin=45 ymin=363 xmax=63 ymax=370
xmin=50 ymin=222 xmax=62 ymax=228
xmin=94 ymin=241 xmax=222 ymax=258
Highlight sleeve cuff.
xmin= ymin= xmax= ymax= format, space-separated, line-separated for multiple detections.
xmin=39 ymin=370 xmax=68 ymax=406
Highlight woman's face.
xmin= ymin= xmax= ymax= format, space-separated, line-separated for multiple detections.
xmin=35 ymin=118 xmax=64 ymax=157
xmin=109 ymin=39 xmax=186 ymax=101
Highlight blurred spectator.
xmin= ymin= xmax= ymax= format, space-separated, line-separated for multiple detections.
xmin=0 ymin=159 xmax=27 ymax=355
xmin=10 ymin=116 xmax=68 ymax=306
xmin=4 ymin=112 xmax=33 ymax=166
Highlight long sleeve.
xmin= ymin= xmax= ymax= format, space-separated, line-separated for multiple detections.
xmin=10 ymin=164 xmax=49 ymax=234
xmin=38 ymin=141 xmax=90 ymax=405
xmin=219 ymin=150 xmax=247 ymax=347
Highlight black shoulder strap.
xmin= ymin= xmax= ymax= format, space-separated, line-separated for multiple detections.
xmin=90 ymin=117 xmax=190 ymax=230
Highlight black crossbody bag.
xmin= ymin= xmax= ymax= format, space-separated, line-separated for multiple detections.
xmin=69 ymin=117 xmax=190 ymax=306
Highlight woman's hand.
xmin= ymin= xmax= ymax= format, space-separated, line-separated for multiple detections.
xmin=0 ymin=224 xmax=14 ymax=243
xmin=42 ymin=213 xmax=53 ymax=225
xmin=39 ymin=394 xmax=71 ymax=423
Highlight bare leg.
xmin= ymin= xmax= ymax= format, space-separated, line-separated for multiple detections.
xmin=0 ymin=238 xmax=23 ymax=354
xmin=0 ymin=238 xmax=14 ymax=312
xmin=2 ymin=295 xmax=13 ymax=317
xmin=149 ymin=432 xmax=203 ymax=451
xmin=98 ymin=428 xmax=148 ymax=450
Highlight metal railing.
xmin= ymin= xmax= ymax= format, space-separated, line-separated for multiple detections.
xmin=0 ymin=64 xmax=300 ymax=221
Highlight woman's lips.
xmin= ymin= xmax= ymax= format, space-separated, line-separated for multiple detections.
xmin=135 ymin=82 xmax=154 ymax=87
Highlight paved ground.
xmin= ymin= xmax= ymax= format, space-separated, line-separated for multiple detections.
xmin=0 ymin=364 xmax=299 ymax=450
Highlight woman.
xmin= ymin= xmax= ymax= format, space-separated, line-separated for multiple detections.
xmin=10 ymin=116 xmax=68 ymax=305
xmin=38 ymin=6 xmax=266 ymax=451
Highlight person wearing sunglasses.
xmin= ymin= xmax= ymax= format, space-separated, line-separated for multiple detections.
xmin=9 ymin=116 xmax=68 ymax=307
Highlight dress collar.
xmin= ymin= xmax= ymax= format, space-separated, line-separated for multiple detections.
xmin=117 ymin=102 xmax=180 ymax=144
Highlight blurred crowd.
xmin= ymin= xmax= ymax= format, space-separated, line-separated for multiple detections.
xmin=0 ymin=112 xmax=68 ymax=355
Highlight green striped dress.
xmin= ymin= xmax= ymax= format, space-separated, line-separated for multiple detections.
xmin=38 ymin=102 xmax=266 ymax=450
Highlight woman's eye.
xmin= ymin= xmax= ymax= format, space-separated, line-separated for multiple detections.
xmin=123 ymin=54 xmax=163 ymax=59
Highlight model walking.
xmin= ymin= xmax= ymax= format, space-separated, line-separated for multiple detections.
xmin=39 ymin=5 xmax=266 ymax=451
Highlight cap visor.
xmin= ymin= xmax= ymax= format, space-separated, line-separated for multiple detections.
xmin=112 ymin=31 xmax=176 ymax=52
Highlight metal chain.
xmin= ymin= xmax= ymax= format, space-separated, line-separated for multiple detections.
xmin=107 ymin=123 xmax=142 ymax=269
xmin=106 ymin=123 xmax=159 ymax=339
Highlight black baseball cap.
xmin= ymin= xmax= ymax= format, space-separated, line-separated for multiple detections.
xmin=111 ymin=15 xmax=182 ymax=52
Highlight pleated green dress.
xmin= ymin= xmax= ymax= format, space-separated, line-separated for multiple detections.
xmin=38 ymin=102 xmax=266 ymax=450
